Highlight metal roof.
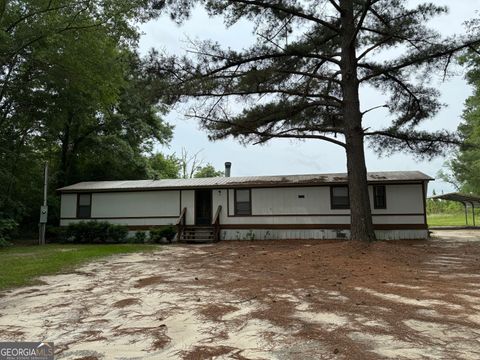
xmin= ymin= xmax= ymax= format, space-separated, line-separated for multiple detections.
xmin=429 ymin=192 xmax=480 ymax=207
xmin=57 ymin=171 xmax=432 ymax=193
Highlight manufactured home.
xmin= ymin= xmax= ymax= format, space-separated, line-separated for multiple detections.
xmin=58 ymin=168 xmax=432 ymax=241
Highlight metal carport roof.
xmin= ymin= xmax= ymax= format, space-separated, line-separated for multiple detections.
xmin=429 ymin=192 xmax=480 ymax=226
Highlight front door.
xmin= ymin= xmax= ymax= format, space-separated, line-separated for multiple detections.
xmin=195 ymin=189 xmax=212 ymax=225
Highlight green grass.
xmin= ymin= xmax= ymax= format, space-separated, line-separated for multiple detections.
xmin=428 ymin=212 xmax=480 ymax=227
xmin=0 ymin=243 xmax=160 ymax=291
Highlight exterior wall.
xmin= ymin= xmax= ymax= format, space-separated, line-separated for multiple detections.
xmin=369 ymin=184 xmax=424 ymax=215
xmin=251 ymin=187 xmax=340 ymax=215
xmin=92 ymin=191 xmax=179 ymax=218
xmin=60 ymin=194 xmax=77 ymax=218
xmin=218 ymin=182 xmax=428 ymax=240
xmin=213 ymin=189 xmax=229 ymax=224
xmin=59 ymin=190 xmax=181 ymax=227
xmin=222 ymin=183 xmax=426 ymax=225
xmin=59 ymin=182 xmax=427 ymax=240
xmin=180 ymin=190 xmax=195 ymax=225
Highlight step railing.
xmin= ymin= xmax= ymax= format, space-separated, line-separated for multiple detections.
xmin=212 ymin=205 xmax=222 ymax=242
xmin=176 ymin=207 xmax=187 ymax=241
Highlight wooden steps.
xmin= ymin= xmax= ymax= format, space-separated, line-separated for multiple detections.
xmin=179 ymin=226 xmax=215 ymax=243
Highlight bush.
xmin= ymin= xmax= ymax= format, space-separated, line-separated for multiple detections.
xmin=46 ymin=226 xmax=66 ymax=243
xmin=62 ymin=221 xmax=128 ymax=244
xmin=149 ymin=225 xmax=176 ymax=243
xmin=133 ymin=231 xmax=148 ymax=244
xmin=0 ymin=218 xmax=17 ymax=247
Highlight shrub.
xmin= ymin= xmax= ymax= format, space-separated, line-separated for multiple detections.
xmin=0 ymin=218 xmax=17 ymax=247
xmin=149 ymin=225 xmax=176 ymax=243
xmin=46 ymin=226 xmax=66 ymax=243
xmin=133 ymin=231 xmax=148 ymax=244
xmin=62 ymin=221 xmax=128 ymax=244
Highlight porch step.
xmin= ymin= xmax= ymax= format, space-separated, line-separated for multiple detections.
xmin=179 ymin=226 xmax=215 ymax=243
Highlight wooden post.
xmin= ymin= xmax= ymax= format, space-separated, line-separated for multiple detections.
xmin=39 ymin=163 xmax=48 ymax=245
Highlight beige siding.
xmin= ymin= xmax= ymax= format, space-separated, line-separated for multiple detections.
xmin=228 ymin=189 xmax=235 ymax=215
xmin=251 ymin=187 xmax=349 ymax=215
xmin=223 ymin=215 xmax=351 ymax=225
xmin=59 ymin=182 xmax=426 ymax=232
xmin=92 ymin=191 xmax=179 ymax=218
xmin=373 ymin=215 xmax=424 ymax=224
xmin=212 ymin=189 xmax=228 ymax=223
xmin=221 ymin=183 xmax=425 ymax=226
xmin=370 ymin=184 xmax=424 ymax=214
xmin=60 ymin=194 xmax=77 ymax=218
xmin=181 ymin=190 xmax=195 ymax=225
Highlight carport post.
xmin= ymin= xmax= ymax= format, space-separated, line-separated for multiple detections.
xmin=471 ymin=202 xmax=476 ymax=227
xmin=464 ymin=202 xmax=468 ymax=226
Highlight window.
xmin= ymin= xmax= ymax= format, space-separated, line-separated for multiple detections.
xmin=331 ymin=186 xmax=349 ymax=209
xmin=373 ymin=185 xmax=387 ymax=209
xmin=235 ymin=189 xmax=251 ymax=215
xmin=77 ymin=193 xmax=92 ymax=218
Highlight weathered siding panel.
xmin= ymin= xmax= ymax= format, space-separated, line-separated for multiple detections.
xmin=181 ymin=190 xmax=195 ymax=225
xmin=221 ymin=229 xmax=347 ymax=240
xmin=60 ymin=194 xmax=77 ymax=218
xmin=223 ymin=215 xmax=351 ymax=225
xmin=374 ymin=230 xmax=429 ymax=240
xmin=91 ymin=191 xmax=179 ymax=218
xmin=228 ymin=189 xmax=235 ymax=215
xmin=221 ymin=229 xmax=428 ymax=240
xmin=370 ymin=184 xmax=424 ymax=214
xmin=212 ymin=189 xmax=228 ymax=223
xmin=251 ymin=187 xmax=349 ymax=215
xmin=373 ymin=215 xmax=425 ymax=224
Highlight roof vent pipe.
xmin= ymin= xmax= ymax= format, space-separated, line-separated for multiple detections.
xmin=225 ymin=162 xmax=231 ymax=177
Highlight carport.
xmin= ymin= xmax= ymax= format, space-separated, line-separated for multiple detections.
xmin=430 ymin=192 xmax=480 ymax=226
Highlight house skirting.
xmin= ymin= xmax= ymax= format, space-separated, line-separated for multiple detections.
xmin=60 ymin=219 xmax=428 ymax=240
xmin=219 ymin=227 xmax=428 ymax=241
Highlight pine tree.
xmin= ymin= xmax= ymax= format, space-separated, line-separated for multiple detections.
xmin=155 ymin=0 xmax=480 ymax=241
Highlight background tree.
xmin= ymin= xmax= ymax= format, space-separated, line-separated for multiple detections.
xmin=441 ymin=26 xmax=480 ymax=195
xmin=179 ymin=148 xmax=204 ymax=179
xmin=155 ymin=0 xmax=480 ymax=241
xmin=148 ymin=150 xmax=224 ymax=179
xmin=148 ymin=153 xmax=182 ymax=179
xmin=177 ymin=148 xmax=223 ymax=178
xmin=0 ymin=0 xmax=170 ymax=231
xmin=194 ymin=164 xmax=224 ymax=178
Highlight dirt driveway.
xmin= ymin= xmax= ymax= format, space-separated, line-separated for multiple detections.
xmin=0 ymin=230 xmax=479 ymax=359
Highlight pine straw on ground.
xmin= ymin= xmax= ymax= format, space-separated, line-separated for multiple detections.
xmin=174 ymin=235 xmax=480 ymax=359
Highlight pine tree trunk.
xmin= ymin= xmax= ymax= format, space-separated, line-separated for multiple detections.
xmin=345 ymin=129 xmax=376 ymax=241
xmin=340 ymin=0 xmax=376 ymax=241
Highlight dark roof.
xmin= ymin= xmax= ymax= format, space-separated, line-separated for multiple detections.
xmin=57 ymin=171 xmax=432 ymax=193
xmin=430 ymin=192 xmax=480 ymax=206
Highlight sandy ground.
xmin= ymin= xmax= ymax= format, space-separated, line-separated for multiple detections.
xmin=0 ymin=230 xmax=479 ymax=360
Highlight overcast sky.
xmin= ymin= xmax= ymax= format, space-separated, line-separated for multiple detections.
xmin=138 ymin=1 xmax=480 ymax=194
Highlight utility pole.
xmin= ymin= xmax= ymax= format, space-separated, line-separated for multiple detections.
xmin=39 ymin=163 xmax=48 ymax=245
